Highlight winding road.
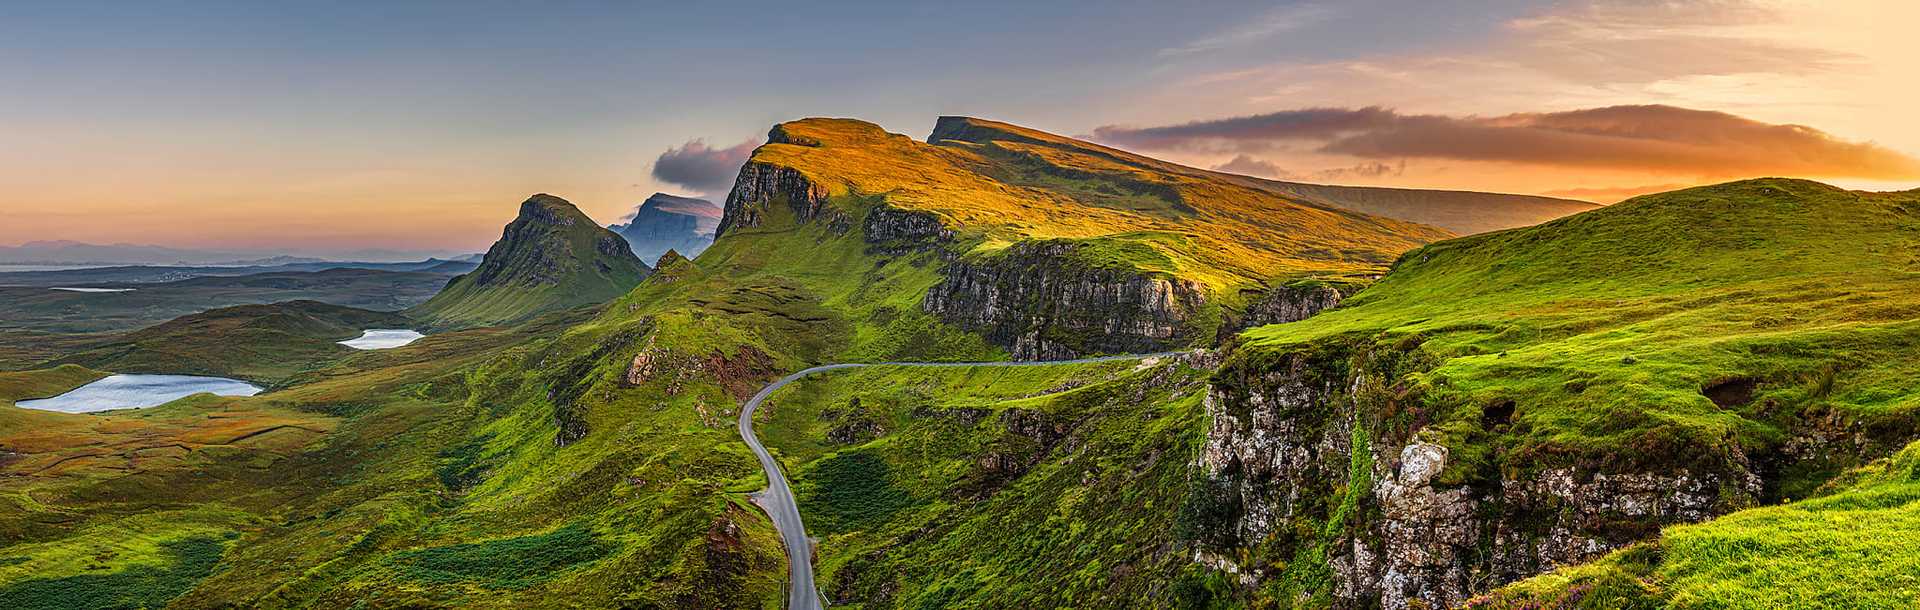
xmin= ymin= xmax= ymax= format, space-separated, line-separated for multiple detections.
xmin=737 ymin=352 xmax=1185 ymax=610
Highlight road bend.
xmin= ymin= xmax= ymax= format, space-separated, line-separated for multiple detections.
xmin=736 ymin=352 xmax=1185 ymax=609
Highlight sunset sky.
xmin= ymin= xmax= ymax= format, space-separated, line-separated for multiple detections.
xmin=3 ymin=0 xmax=1915 ymax=256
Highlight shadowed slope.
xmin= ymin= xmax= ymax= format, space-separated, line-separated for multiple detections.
xmin=413 ymin=194 xmax=649 ymax=327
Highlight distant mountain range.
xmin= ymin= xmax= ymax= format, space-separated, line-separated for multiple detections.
xmin=0 ymin=240 xmax=466 ymax=267
xmin=0 ymin=258 xmax=477 ymax=287
xmin=608 ymin=193 xmax=722 ymax=264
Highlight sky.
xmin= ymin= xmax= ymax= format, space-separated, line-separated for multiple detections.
xmin=2 ymin=0 xmax=1915 ymax=256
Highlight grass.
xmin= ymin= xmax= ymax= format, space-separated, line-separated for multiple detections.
xmin=47 ymin=300 xmax=411 ymax=385
xmin=0 ymin=364 xmax=107 ymax=405
xmin=797 ymin=449 xmax=917 ymax=533
xmin=1238 ymin=179 xmax=1920 ymax=480
xmin=752 ymin=117 xmax=1448 ymax=296
xmin=756 ymin=357 xmax=1217 ymax=608
xmin=1474 ymin=438 xmax=1920 ymax=609
xmin=387 ymin=523 xmax=614 ymax=589
xmin=0 ymin=506 xmax=245 ymax=610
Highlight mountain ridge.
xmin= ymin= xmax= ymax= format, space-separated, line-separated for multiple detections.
xmin=931 ymin=115 xmax=1601 ymax=235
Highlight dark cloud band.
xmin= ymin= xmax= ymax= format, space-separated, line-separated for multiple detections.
xmin=652 ymin=138 xmax=760 ymax=196
xmin=1097 ymin=105 xmax=1920 ymax=180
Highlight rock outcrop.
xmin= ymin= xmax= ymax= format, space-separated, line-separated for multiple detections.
xmin=921 ymin=240 xmax=1207 ymax=360
xmin=1219 ymin=282 xmax=1347 ymax=340
xmin=715 ymin=128 xmax=833 ymax=237
xmin=1193 ymin=342 xmax=1763 ymax=609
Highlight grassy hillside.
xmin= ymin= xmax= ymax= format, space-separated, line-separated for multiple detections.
xmin=48 ymin=300 xmax=410 ymax=385
xmin=0 ymin=268 xmax=447 ymax=335
xmin=1238 ymin=178 xmax=1920 ymax=483
xmin=1474 ymin=438 xmax=1920 ymax=609
xmin=0 ymin=364 xmax=108 ymax=406
xmin=755 ymin=357 xmax=1218 ymax=608
xmin=933 ymin=115 xmax=1596 ymax=236
xmin=413 ymin=194 xmax=650 ymax=327
xmin=746 ymin=117 xmax=1448 ymax=293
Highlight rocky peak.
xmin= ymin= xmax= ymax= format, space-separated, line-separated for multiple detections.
xmin=518 ymin=193 xmax=587 ymax=226
xmin=613 ymin=193 xmax=721 ymax=261
xmin=411 ymin=193 xmax=650 ymax=326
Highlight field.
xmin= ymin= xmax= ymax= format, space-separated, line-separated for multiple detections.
xmin=1240 ymin=179 xmax=1920 ymax=489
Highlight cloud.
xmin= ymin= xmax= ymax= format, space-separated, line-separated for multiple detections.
xmin=1159 ymin=3 xmax=1335 ymax=57
xmin=1095 ymin=105 xmax=1920 ymax=180
xmin=1095 ymin=107 xmax=1397 ymax=152
xmin=651 ymin=138 xmax=759 ymax=196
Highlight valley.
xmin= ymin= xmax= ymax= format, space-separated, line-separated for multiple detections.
xmin=1 ymin=117 xmax=1915 ymax=610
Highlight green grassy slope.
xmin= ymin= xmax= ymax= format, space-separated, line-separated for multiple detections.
xmin=745 ymin=117 xmax=1449 ymax=295
xmin=0 ymin=364 xmax=108 ymax=406
xmin=413 ymin=194 xmax=650 ymax=328
xmin=1473 ymin=438 xmax=1920 ymax=609
xmin=755 ymin=357 xmax=1218 ymax=608
xmin=0 ymin=268 xmax=447 ymax=335
xmin=937 ymin=115 xmax=1599 ymax=235
xmin=1239 ymin=178 xmax=1920 ymax=486
xmin=0 ymin=268 xmax=449 ymax=369
xmin=48 ymin=300 xmax=411 ymax=385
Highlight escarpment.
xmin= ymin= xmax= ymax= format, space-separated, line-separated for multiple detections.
xmin=1188 ymin=340 xmax=1766 ymax=609
xmin=716 ymin=162 xmax=832 ymax=237
xmin=921 ymin=241 xmax=1208 ymax=360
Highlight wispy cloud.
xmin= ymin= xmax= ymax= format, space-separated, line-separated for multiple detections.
xmin=1158 ymin=3 xmax=1334 ymax=57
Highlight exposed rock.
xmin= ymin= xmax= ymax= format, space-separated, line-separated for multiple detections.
xmin=923 ymin=240 xmax=1206 ymax=360
xmin=863 ymin=205 xmax=953 ymax=255
xmin=823 ymin=397 xmax=888 ymax=444
xmin=1220 ymin=282 xmax=1346 ymax=339
xmin=623 ymin=335 xmax=776 ymax=402
xmin=1194 ymin=343 xmax=1764 ymax=609
xmin=717 ymin=160 xmax=831 ymax=237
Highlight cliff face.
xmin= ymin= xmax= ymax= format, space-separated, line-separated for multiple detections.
xmin=614 ymin=193 xmax=722 ymax=263
xmin=716 ymin=127 xmax=836 ymax=238
xmin=1191 ymin=341 xmax=1762 ymax=609
xmin=921 ymin=241 xmax=1208 ymax=360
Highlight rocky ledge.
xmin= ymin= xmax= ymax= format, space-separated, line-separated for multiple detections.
xmin=1191 ymin=341 xmax=1764 ymax=609
xmin=920 ymin=240 xmax=1207 ymax=360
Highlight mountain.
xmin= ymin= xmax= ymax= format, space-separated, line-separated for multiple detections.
xmin=927 ymin=116 xmax=1598 ymax=235
xmin=410 ymin=194 xmax=650 ymax=327
xmin=720 ymin=116 xmax=1450 ymax=358
xmin=608 ymin=193 xmax=722 ymax=263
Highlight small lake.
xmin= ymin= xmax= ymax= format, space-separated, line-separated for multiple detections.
xmin=49 ymin=287 xmax=136 ymax=293
xmin=14 ymin=374 xmax=263 ymax=413
xmin=338 ymin=329 xmax=425 ymax=350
